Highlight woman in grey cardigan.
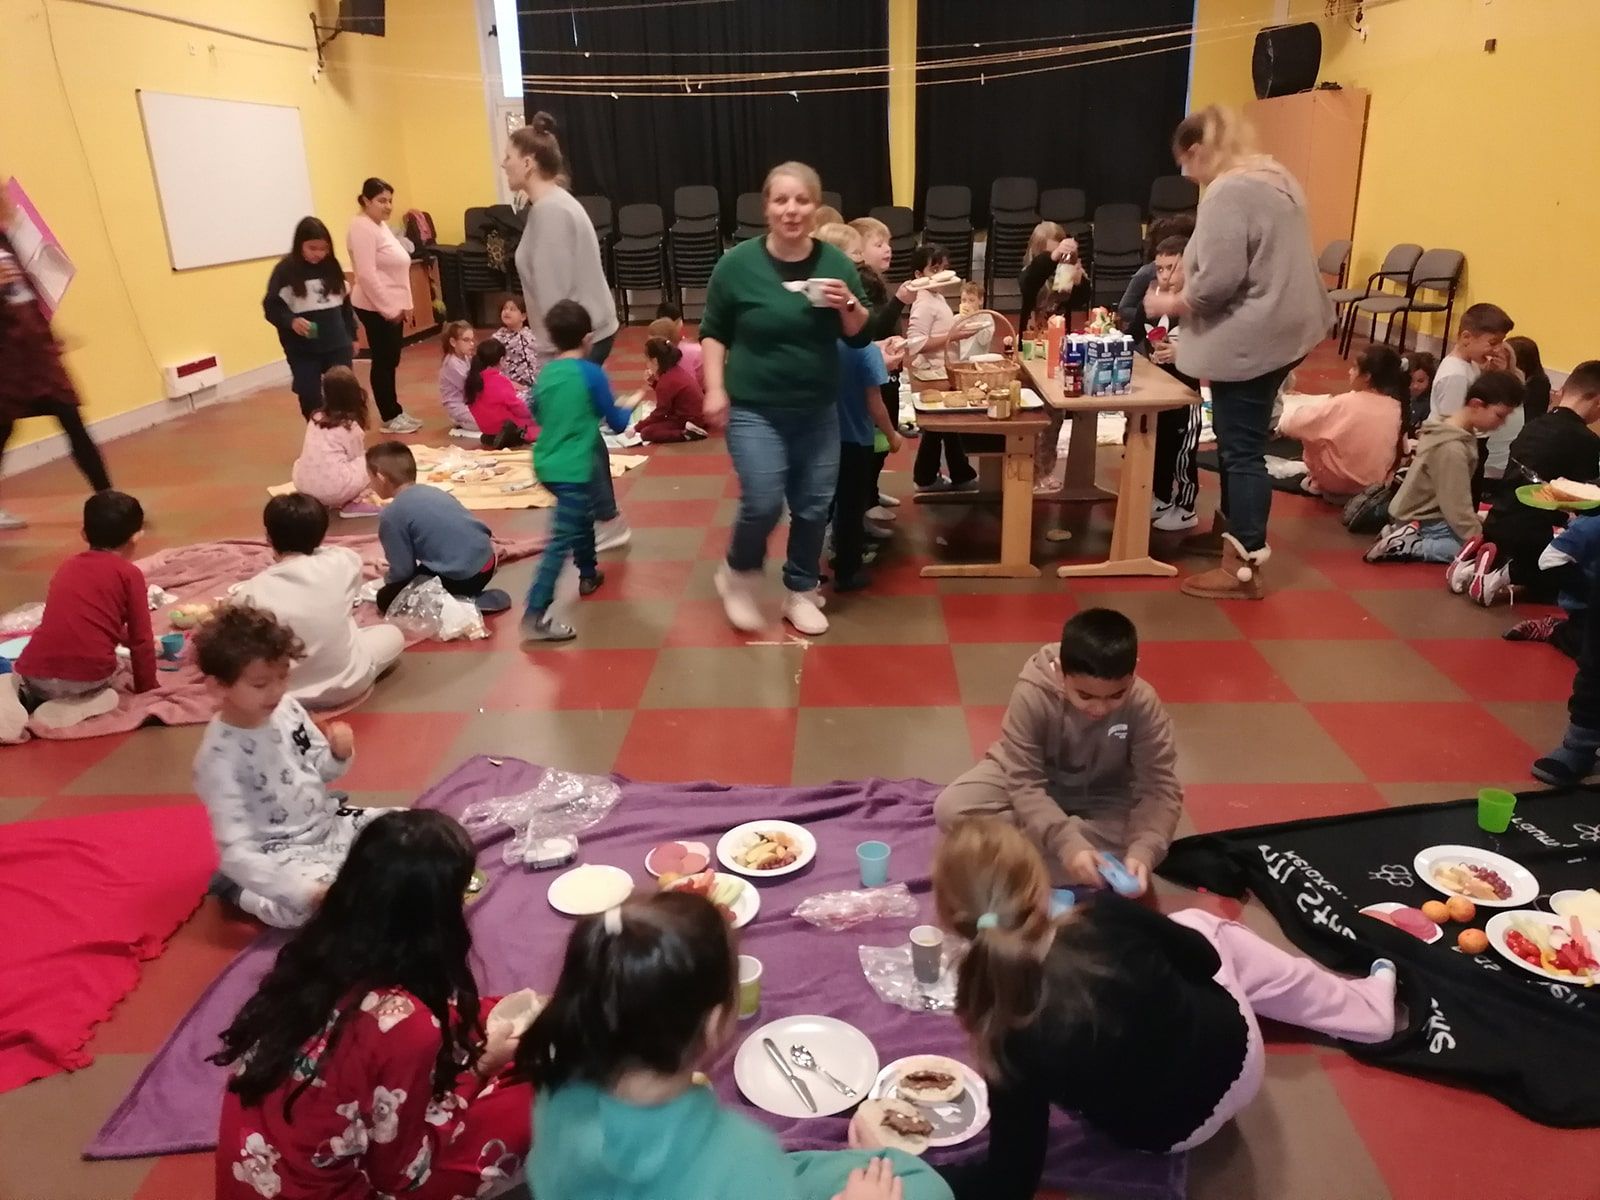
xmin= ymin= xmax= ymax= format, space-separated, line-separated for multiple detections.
xmin=502 ymin=113 xmax=629 ymax=551
xmin=1145 ymin=106 xmax=1333 ymax=601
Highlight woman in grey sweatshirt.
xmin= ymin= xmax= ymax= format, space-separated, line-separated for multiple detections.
xmin=1146 ymin=106 xmax=1333 ymax=599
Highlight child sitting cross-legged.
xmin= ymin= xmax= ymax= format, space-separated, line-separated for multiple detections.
xmin=1365 ymin=371 xmax=1523 ymax=564
xmin=653 ymin=302 xmax=704 ymax=387
xmin=212 ymin=810 xmax=533 ymax=1200
xmin=367 ymin=441 xmax=509 ymax=616
xmin=290 ymin=366 xmax=376 ymax=515
xmin=520 ymin=891 xmax=953 ymax=1200
xmin=438 ymin=320 xmax=479 ymax=438
xmin=11 ymin=490 xmax=156 ymax=729
xmin=1278 ymin=343 xmax=1409 ymax=499
xmin=465 ymin=338 xmax=536 ymax=450
xmin=192 ymin=605 xmax=378 ymax=928
xmin=492 ymin=295 xmax=541 ymax=388
xmin=233 ymin=493 xmax=406 ymax=709
xmin=935 ymin=608 xmax=1182 ymax=894
xmin=519 ymin=300 xmax=636 ymax=643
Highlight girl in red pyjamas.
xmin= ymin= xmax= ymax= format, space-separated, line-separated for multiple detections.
xmin=635 ymin=336 xmax=708 ymax=443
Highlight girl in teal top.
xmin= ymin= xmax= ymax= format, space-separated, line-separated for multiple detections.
xmin=518 ymin=892 xmax=953 ymax=1200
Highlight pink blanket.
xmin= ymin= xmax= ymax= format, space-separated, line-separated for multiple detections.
xmin=8 ymin=533 xmax=542 ymax=743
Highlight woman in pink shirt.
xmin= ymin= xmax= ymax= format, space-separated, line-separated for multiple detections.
xmin=346 ymin=177 xmax=421 ymax=434
xmin=1278 ymin=344 xmax=1408 ymax=498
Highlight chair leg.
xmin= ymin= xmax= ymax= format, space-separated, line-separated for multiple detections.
xmin=1440 ymin=299 xmax=1455 ymax=355
xmin=1397 ymin=310 xmax=1411 ymax=353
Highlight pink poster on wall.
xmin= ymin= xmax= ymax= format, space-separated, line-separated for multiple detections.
xmin=3 ymin=178 xmax=75 ymax=316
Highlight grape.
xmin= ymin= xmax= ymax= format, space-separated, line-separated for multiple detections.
xmin=1468 ymin=864 xmax=1512 ymax=900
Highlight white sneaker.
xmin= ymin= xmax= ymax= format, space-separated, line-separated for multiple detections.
xmin=448 ymin=426 xmax=480 ymax=441
xmin=595 ymin=516 xmax=632 ymax=552
xmin=801 ymin=587 xmax=827 ymax=610
xmin=782 ymin=589 xmax=829 ymax=635
xmin=31 ymin=687 xmax=120 ymax=730
xmin=0 ymin=509 xmax=27 ymax=531
xmin=865 ymin=505 xmax=897 ymax=523
xmin=876 ymin=492 xmax=901 ymax=508
xmin=1365 ymin=522 xmax=1421 ymax=563
xmin=381 ymin=414 xmax=424 ymax=434
xmin=1445 ymin=535 xmax=1484 ymax=595
xmin=1152 ymin=504 xmax=1198 ymax=532
xmin=683 ymin=421 xmax=709 ymax=441
xmin=715 ymin=563 xmax=766 ymax=632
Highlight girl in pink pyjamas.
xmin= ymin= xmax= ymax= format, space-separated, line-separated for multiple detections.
xmin=291 ymin=367 xmax=372 ymax=511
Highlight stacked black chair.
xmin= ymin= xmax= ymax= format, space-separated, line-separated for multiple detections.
xmin=733 ymin=192 xmax=764 ymax=243
xmin=869 ymin=205 xmax=917 ymax=283
xmin=485 ymin=204 xmax=526 ymax=295
xmin=575 ymin=195 xmax=615 ymax=283
xmin=821 ymin=189 xmax=844 ymax=216
xmin=1089 ymin=203 xmax=1145 ymax=310
xmin=1148 ymin=175 xmax=1200 ymax=222
xmin=669 ymin=186 xmax=722 ymax=317
xmin=458 ymin=206 xmax=506 ymax=318
xmin=985 ymin=177 xmax=1039 ymax=311
xmin=613 ymin=203 xmax=667 ymax=324
xmin=922 ymin=185 xmax=975 ymax=281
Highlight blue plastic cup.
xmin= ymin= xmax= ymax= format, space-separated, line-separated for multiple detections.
xmin=857 ymin=840 xmax=891 ymax=887
xmin=159 ymin=632 xmax=186 ymax=661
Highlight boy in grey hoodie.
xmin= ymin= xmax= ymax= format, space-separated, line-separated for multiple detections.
xmin=934 ymin=609 xmax=1182 ymax=894
xmin=1366 ymin=371 xmax=1522 ymax=564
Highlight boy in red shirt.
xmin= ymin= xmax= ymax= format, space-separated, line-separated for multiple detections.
xmin=14 ymin=490 xmax=156 ymax=725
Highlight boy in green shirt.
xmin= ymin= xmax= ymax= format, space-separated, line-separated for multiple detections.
xmin=521 ymin=300 xmax=636 ymax=642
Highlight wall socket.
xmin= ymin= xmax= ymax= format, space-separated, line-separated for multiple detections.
xmin=1484 ymin=37 xmax=1497 ymax=52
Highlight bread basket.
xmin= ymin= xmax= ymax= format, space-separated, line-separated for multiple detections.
xmin=944 ymin=309 xmax=1020 ymax=393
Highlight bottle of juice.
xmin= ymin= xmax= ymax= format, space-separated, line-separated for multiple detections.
xmin=1063 ymin=335 xmax=1084 ymax=398
xmin=1113 ymin=335 xmax=1134 ymax=395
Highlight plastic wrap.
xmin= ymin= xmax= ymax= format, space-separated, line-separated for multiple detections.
xmin=0 ymin=603 xmax=44 ymax=637
xmin=459 ymin=768 xmax=622 ymax=865
xmin=384 ymin=576 xmax=487 ymax=641
xmin=860 ymin=943 xmax=960 ymax=1014
xmin=791 ymin=883 xmax=919 ymax=931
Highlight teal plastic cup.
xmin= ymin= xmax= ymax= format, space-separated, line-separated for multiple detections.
xmin=857 ymin=840 xmax=890 ymax=887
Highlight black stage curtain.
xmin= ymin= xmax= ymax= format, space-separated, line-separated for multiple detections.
xmin=914 ymin=3 xmax=1194 ymax=222
xmin=519 ymin=0 xmax=890 ymax=227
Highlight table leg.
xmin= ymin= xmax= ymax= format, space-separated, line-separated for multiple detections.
xmin=922 ymin=430 xmax=1043 ymax=578
xmin=1043 ymin=411 xmax=1116 ymax=503
xmin=1056 ymin=409 xmax=1178 ymax=579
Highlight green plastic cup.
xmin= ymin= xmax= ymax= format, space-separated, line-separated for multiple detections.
xmin=1477 ymin=788 xmax=1516 ymax=833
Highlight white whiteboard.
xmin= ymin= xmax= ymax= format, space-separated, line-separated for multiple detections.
xmin=137 ymin=91 xmax=316 ymax=271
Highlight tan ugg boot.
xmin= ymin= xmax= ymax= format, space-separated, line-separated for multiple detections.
xmin=1180 ymin=533 xmax=1268 ymax=600
xmin=1179 ymin=510 xmax=1230 ymax=557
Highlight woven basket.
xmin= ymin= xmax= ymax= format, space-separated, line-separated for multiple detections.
xmin=944 ymin=309 xmax=1020 ymax=393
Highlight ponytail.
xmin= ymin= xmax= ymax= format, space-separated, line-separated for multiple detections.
xmin=465 ymin=339 xmax=504 ymax=404
xmin=644 ymin=336 xmax=682 ymax=373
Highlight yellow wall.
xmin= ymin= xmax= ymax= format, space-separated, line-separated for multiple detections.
xmin=1190 ymin=0 xmax=1279 ymax=111
xmin=0 ymin=0 xmax=492 ymax=452
xmin=1192 ymin=0 xmax=1600 ymax=371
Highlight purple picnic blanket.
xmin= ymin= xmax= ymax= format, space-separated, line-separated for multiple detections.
xmin=88 ymin=757 xmax=1186 ymax=1199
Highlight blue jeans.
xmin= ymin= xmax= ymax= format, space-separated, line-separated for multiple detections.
xmin=1210 ymin=365 xmax=1295 ymax=552
xmin=1413 ymin=518 xmax=1466 ymax=563
xmin=525 ymin=482 xmax=598 ymax=614
xmin=725 ymin=405 xmax=841 ymax=593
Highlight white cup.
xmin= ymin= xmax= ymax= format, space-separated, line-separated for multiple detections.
xmin=803 ymin=277 xmax=833 ymax=306
xmin=738 ymin=954 xmax=763 ymax=1019
xmin=910 ymin=925 xmax=945 ymax=985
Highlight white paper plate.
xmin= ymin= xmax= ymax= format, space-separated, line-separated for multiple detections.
xmin=1358 ymin=902 xmax=1443 ymax=944
xmin=547 ymin=864 xmax=634 ymax=916
xmin=733 ymin=1015 xmax=878 ymax=1118
xmin=1550 ymin=890 xmax=1597 ymax=919
xmin=1485 ymin=909 xmax=1598 ymax=985
xmin=1414 ymin=845 xmax=1538 ymax=908
xmin=717 ymin=820 xmax=818 ymax=878
xmin=644 ymin=840 xmax=712 ymax=878
xmin=868 ymin=1055 xmax=991 ymax=1148
xmin=661 ymin=871 xmax=761 ymax=930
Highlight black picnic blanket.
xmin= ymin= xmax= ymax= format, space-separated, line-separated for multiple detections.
xmin=1159 ymin=786 xmax=1600 ymax=1128
xmin=1196 ymin=434 xmax=1309 ymax=494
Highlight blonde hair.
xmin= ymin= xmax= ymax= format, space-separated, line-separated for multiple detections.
xmin=440 ymin=319 xmax=473 ymax=358
xmin=933 ymin=821 xmax=1105 ymax=1077
xmin=814 ymin=222 xmax=863 ymax=262
xmin=1172 ymin=105 xmax=1258 ymax=179
xmin=960 ymin=280 xmax=984 ymax=302
xmin=811 ymin=206 xmax=844 ymax=231
xmin=849 ymin=216 xmax=889 ymax=243
xmin=763 ymin=161 xmax=822 ymax=205
xmin=646 ymin=317 xmax=680 ymax=342
xmin=1026 ymin=221 xmax=1066 ymax=264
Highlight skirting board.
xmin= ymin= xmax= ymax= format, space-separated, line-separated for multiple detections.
xmin=0 ymin=358 xmax=292 ymax=480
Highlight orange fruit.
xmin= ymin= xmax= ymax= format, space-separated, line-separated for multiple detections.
xmin=1445 ymin=895 xmax=1477 ymax=923
xmin=1457 ymin=928 xmax=1489 ymax=955
xmin=1421 ymin=900 xmax=1450 ymax=924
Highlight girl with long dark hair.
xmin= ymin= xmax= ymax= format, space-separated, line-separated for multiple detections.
xmin=862 ymin=821 xmax=1399 ymax=1200
xmin=263 ymin=217 xmax=358 ymax=420
xmin=465 ymin=338 xmax=533 ymax=448
xmin=1279 ymin=342 xmax=1410 ymax=497
xmin=518 ymin=891 xmax=952 ymax=1200
xmin=213 ymin=810 xmax=531 ymax=1200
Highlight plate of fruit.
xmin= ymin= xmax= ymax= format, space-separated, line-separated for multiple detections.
xmin=1413 ymin=845 xmax=1537 ymax=908
xmin=717 ymin=820 xmax=816 ymax=878
xmin=659 ymin=868 xmax=759 ymax=929
xmin=1485 ymin=910 xmax=1598 ymax=984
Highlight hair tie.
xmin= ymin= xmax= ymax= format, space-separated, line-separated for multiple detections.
xmin=603 ymin=906 xmax=624 ymax=935
xmin=975 ymin=912 xmax=999 ymax=931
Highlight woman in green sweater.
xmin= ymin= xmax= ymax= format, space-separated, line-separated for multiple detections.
xmin=701 ymin=162 xmax=871 ymax=637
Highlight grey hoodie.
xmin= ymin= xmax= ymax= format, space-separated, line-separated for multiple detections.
xmin=1389 ymin=417 xmax=1482 ymax=540
xmin=1176 ymin=164 xmax=1334 ymax=382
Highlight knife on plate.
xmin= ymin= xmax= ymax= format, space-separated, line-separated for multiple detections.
xmin=761 ymin=1037 xmax=816 ymax=1112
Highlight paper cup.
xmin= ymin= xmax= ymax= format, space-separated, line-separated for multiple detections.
xmin=738 ymin=955 xmax=763 ymax=1020
xmin=857 ymin=840 xmax=891 ymax=887
xmin=1477 ymin=788 xmax=1516 ymax=833
xmin=910 ymin=925 xmax=945 ymax=985
xmin=803 ymin=278 xmax=833 ymax=307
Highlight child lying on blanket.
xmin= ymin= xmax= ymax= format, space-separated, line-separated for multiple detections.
xmin=233 ymin=493 xmax=405 ymax=710
xmin=212 ymin=810 xmax=534 ymax=1200
xmin=13 ymin=490 xmax=157 ymax=728
xmin=193 ymin=605 xmax=381 ymax=928
xmin=934 ymin=608 xmax=1182 ymax=894
xmin=521 ymin=890 xmax=954 ymax=1200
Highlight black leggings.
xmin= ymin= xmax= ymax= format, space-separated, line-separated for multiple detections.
xmin=355 ymin=308 xmax=405 ymax=423
xmin=0 ymin=400 xmax=112 ymax=494
xmin=376 ymin=565 xmax=495 ymax=615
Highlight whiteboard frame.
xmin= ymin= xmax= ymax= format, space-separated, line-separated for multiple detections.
xmin=136 ymin=89 xmax=316 ymax=272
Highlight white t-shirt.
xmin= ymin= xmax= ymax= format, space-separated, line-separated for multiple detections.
xmin=1429 ymin=354 xmax=1480 ymax=419
xmin=233 ymin=548 xmax=373 ymax=708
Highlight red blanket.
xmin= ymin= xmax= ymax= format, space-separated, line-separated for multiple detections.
xmin=0 ymin=804 xmax=217 ymax=1094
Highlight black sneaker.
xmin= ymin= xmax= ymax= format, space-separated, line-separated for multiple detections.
xmin=579 ymin=570 xmax=606 ymax=597
xmin=833 ymin=569 xmax=872 ymax=592
xmin=475 ymin=588 xmax=512 ymax=614
xmin=1531 ymin=754 xmax=1590 ymax=787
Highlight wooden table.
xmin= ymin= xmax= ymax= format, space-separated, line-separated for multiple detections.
xmin=913 ymin=405 xmax=1050 ymax=578
xmin=1022 ymin=355 xmax=1201 ymax=579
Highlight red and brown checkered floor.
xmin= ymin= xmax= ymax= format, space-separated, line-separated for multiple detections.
xmin=3 ymin=333 xmax=1596 ymax=1200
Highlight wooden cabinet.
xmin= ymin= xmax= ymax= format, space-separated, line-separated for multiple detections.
xmin=1244 ymin=88 xmax=1369 ymax=257
xmin=349 ymin=260 xmax=441 ymax=352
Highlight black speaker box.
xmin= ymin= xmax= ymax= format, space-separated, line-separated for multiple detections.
xmin=1252 ymin=22 xmax=1322 ymax=99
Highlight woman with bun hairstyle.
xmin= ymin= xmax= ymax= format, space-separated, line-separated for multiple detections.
xmin=502 ymin=113 xmax=630 ymax=552
xmin=860 ymin=821 xmax=1400 ymax=1199
xmin=519 ymin=890 xmax=952 ymax=1200
xmin=346 ymin=177 xmax=421 ymax=433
